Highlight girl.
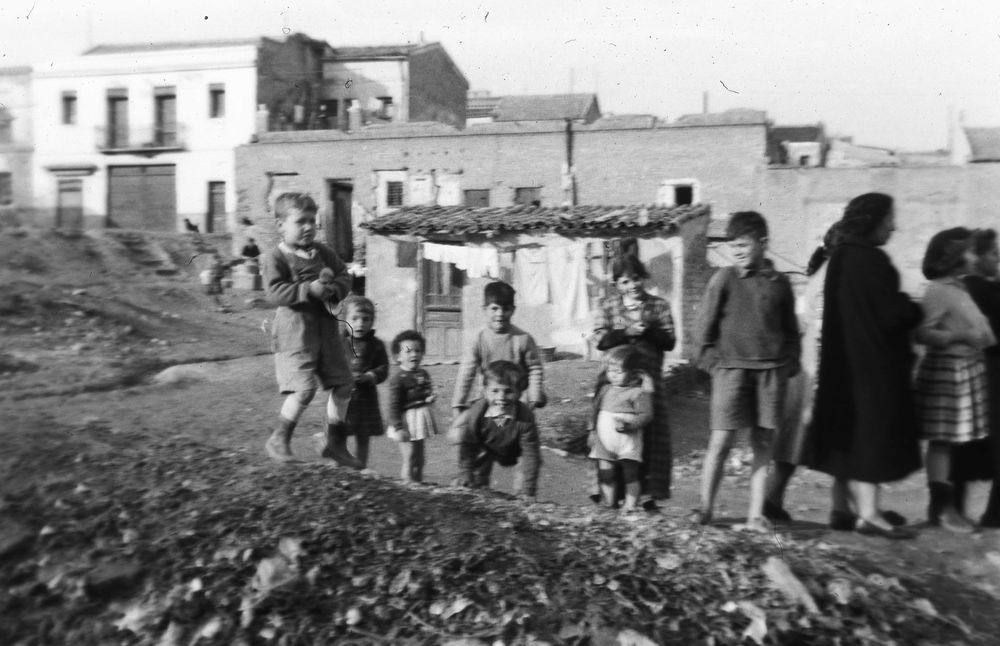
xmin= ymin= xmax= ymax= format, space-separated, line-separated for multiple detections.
xmin=589 ymin=346 xmax=654 ymax=511
xmin=387 ymin=330 xmax=438 ymax=483
xmin=340 ymin=295 xmax=389 ymax=468
xmin=915 ymin=227 xmax=996 ymax=533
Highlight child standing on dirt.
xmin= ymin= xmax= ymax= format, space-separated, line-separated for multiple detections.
xmin=589 ymin=346 xmax=654 ymax=511
xmin=262 ymin=192 xmax=361 ymax=468
xmin=329 ymin=295 xmax=389 ymax=469
xmin=915 ymin=227 xmax=996 ymax=533
xmin=451 ymin=281 xmax=547 ymax=417
xmin=450 ymin=360 xmax=541 ymax=502
xmin=694 ymin=211 xmax=800 ymax=532
xmin=387 ymin=330 xmax=438 ymax=483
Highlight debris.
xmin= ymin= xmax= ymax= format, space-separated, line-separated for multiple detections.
xmin=85 ymin=561 xmax=144 ymax=599
xmin=762 ymin=557 xmax=819 ymax=613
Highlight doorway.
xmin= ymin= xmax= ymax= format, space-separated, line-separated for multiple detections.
xmin=207 ymin=181 xmax=225 ymax=233
xmin=326 ymin=181 xmax=354 ymax=261
xmin=56 ymin=179 xmax=83 ymax=229
xmin=421 ymin=259 xmax=464 ymax=364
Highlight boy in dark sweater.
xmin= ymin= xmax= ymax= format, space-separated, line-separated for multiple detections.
xmin=694 ymin=211 xmax=800 ymax=532
xmin=449 ymin=360 xmax=541 ymax=501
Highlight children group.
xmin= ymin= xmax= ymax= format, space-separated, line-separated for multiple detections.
xmin=259 ymin=191 xmax=1000 ymax=537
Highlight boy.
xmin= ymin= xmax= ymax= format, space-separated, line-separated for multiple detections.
xmin=694 ymin=211 xmax=800 ymax=532
xmin=262 ymin=192 xmax=362 ymax=469
xmin=451 ymin=281 xmax=547 ymax=415
xmin=450 ymin=360 xmax=541 ymax=501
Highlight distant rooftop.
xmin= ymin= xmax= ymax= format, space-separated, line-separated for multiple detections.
xmin=493 ymin=93 xmax=600 ymax=123
xmin=0 ymin=66 xmax=32 ymax=75
xmin=965 ymin=127 xmax=1000 ymax=163
xmin=362 ymin=203 xmax=708 ymax=237
xmin=675 ymin=108 xmax=768 ymax=126
xmin=84 ymin=38 xmax=261 ymax=55
xmin=325 ymin=43 xmax=428 ymax=61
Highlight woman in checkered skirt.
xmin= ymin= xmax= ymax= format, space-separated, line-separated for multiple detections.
xmin=915 ymin=227 xmax=997 ymax=533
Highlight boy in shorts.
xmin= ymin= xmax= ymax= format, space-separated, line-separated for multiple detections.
xmin=694 ymin=211 xmax=800 ymax=531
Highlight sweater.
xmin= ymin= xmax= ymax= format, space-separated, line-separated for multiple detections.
xmin=455 ymin=399 xmax=541 ymax=496
xmin=695 ymin=261 xmax=800 ymax=370
xmin=915 ymin=277 xmax=996 ymax=356
xmin=451 ymin=325 xmax=546 ymax=408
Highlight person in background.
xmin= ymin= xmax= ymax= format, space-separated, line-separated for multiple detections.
xmin=387 ymin=330 xmax=438 ymax=483
xmin=807 ymin=193 xmax=922 ymax=539
xmin=241 ymin=237 xmax=261 ymax=260
xmin=694 ymin=211 xmax=800 ymax=533
xmin=953 ymin=228 xmax=1000 ymax=527
xmin=261 ymin=192 xmax=360 ymax=468
xmin=914 ymin=227 xmax=996 ymax=533
xmin=451 ymin=281 xmax=547 ymax=413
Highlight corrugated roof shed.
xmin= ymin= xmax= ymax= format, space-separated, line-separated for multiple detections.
xmin=493 ymin=94 xmax=600 ymax=123
xmin=965 ymin=127 xmax=1000 ymax=162
xmin=362 ymin=203 xmax=709 ymax=236
xmin=84 ymin=38 xmax=261 ymax=55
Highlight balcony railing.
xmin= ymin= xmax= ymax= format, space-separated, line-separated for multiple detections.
xmin=95 ymin=124 xmax=187 ymax=153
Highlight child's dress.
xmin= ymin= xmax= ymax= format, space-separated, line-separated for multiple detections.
xmin=589 ymin=383 xmax=653 ymax=463
xmin=388 ymin=368 xmax=438 ymax=440
xmin=344 ymin=330 xmax=389 ymax=437
xmin=915 ymin=277 xmax=996 ymax=443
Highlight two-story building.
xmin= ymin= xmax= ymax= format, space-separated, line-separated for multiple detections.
xmin=0 ymin=66 xmax=33 ymax=224
xmin=29 ymin=34 xmax=334 ymax=231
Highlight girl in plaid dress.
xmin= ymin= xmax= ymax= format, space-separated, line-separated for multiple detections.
xmin=340 ymin=296 xmax=389 ymax=468
xmin=387 ymin=330 xmax=438 ymax=483
xmin=915 ymin=227 xmax=997 ymax=533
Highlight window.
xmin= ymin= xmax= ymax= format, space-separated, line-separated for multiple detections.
xmin=377 ymin=96 xmax=394 ymax=119
xmin=386 ymin=181 xmax=404 ymax=207
xmin=319 ymin=99 xmax=339 ymax=128
xmin=464 ymin=189 xmax=490 ymax=207
xmin=514 ymin=186 xmax=541 ymax=206
xmin=154 ymin=86 xmax=177 ymax=146
xmin=673 ymin=185 xmax=694 ymax=205
xmin=656 ymin=179 xmax=699 ymax=207
xmin=106 ymin=88 xmax=128 ymax=148
xmin=209 ymin=84 xmax=225 ymax=118
xmin=62 ymin=92 xmax=77 ymax=125
xmin=0 ymin=172 xmax=11 ymax=205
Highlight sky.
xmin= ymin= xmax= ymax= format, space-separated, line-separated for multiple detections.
xmin=2 ymin=0 xmax=998 ymax=151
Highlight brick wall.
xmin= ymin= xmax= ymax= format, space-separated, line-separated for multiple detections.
xmin=756 ymin=163 xmax=1000 ymax=295
xmin=407 ymin=45 xmax=468 ymax=129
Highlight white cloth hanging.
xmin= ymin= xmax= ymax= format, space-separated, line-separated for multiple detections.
xmin=514 ymin=247 xmax=549 ymax=305
xmin=423 ymin=242 xmax=500 ymax=278
xmin=547 ymin=243 xmax=590 ymax=322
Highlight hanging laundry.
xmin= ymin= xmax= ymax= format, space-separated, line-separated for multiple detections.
xmin=514 ymin=247 xmax=549 ymax=305
xmin=422 ymin=242 xmax=500 ymax=279
xmin=547 ymin=243 xmax=590 ymax=322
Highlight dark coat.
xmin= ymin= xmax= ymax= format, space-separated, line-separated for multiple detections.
xmin=807 ymin=238 xmax=923 ymax=483
xmin=951 ymin=276 xmax=1000 ymax=480
xmin=344 ymin=331 xmax=389 ymax=438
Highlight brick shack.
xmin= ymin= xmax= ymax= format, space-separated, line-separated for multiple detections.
xmin=361 ymin=203 xmax=712 ymax=367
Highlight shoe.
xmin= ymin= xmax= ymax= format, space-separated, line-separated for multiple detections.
xmin=881 ymin=510 xmax=907 ymax=527
xmin=736 ymin=516 xmax=774 ymax=534
xmin=265 ymin=427 xmax=297 ymax=462
xmin=689 ymin=509 xmax=712 ymax=526
xmin=939 ymin=508 xmax=976 ymax=534
xmin=642 ymin=499 xmax=660 ymax=513
xmin=589 ymin=493 xmax=603 ymax=505
xmin=318 ymin=424 xmax=363 ymax=469
xmin=829 ymin=510 xmax=857 ymax=531
xmin=762 ymin=500 xmax=792 ymax=522
xmin=855 ymin=520 xmax=917 ymax=539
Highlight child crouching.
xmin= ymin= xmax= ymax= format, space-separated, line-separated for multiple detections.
xmin=590 ymin=346 xmax=654 ymax=511
xmin=450 ymin=360 xmax=541 ymax=502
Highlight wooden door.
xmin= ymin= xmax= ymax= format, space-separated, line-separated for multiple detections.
xmin=207 ymin=181 xmax=225 ymax=233
xmin=108 ymin=165 xmax=176 ymax=230
xmin=421 ymin=259 xmax=463 ymax=364
xmin=56 ymin=179 xmax=83 ymax=229
xmin=327 ymin=181 xmax=353 ymax=261
xmin=107 ymin=97 xmax=128 ymax=148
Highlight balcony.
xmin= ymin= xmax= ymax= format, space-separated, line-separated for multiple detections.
xmin=95 ymin=124 xmax=187 ymax=154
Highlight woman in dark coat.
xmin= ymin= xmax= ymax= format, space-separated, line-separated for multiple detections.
xmin=807 ymin=192 xmax=923 ymax=538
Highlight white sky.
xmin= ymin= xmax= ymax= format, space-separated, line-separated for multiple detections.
xmin=2 ymin=0 xmax=998 ymax=151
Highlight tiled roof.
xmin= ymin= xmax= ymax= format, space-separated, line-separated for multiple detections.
xmin=965 ymin=127 xmax=1000 ymax=162
xmin=84 ymin=38 xmax=261 ymax=55
xmin=674 ymin=108 xmax=768 ymax=126
xmin=493 ymin=94 xmax=599 ymax=122
xmin=325 ymin=44 xmax=420 ymax=61
xmin=362 ymin=203 xmax=709 ymax=236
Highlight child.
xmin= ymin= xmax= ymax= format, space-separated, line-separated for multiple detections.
xmin=694 ymin=211 xmax=800 ymax=532
xmin=387 ymin=330 xmax=438 ymax=483
xmin=339 ymin=295 xmax=389 ymax=468
xmin=450 ymin=360 xmax=541 ymax=501
xmin=451 ymin=281 xmax=547 ymax=415
xmin=589 ymin=346 xmax=654 ymax=511
xmin=915 ymin=227 xmax=996 ymax=533
xmin=262 ymin=192 xmax=361 ymax=469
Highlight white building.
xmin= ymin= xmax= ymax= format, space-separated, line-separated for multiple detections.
xmin=29 ymin=36 xmax=332 ymax=232
xmin=0 ymin=66 xmax=33 ymax=220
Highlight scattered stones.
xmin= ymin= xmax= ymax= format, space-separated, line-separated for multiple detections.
xmin=85 ymin=561 xmax=144 ymax=599
xmin=0 ymin=519 xmax=35 ymax=558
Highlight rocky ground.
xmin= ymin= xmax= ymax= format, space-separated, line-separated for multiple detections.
xmin=2 ymin=227 xmax=1000 ymax=645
